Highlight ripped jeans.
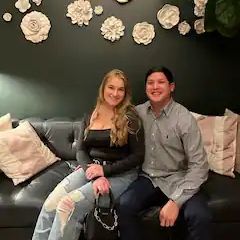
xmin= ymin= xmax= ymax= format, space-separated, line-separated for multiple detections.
xmin=32 ymin=168 xmax=137 ymax=240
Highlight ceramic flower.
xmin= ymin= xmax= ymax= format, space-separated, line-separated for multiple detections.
xmin=157 ymin=4 xmax=180 ymax=29
xmin=15 ymin=0 xmax=31 ymax=13
xmin=94 ymin=5 xmax=103 ymax=16
xmin=194 ymin=4 xmax=206 ymax=17
xmin=20 ymin=11 xmax=51 ymax=43
xmin=116 ymin=0 xmax=129 ymax=3
xmin=178 ymin=21 xmax=191 ymax=35
xmin=66 ymin=0 xmax=93 ymax=26
xmin=101 ymin=16 xmax=125 ymax=42
xmin=3 ymin=13 xmax=12 ymax=22
xmin=132 ymin=22 xmax=155 ymax=45
xmin=194 ymin=18 xmax=205 ymax=34
xmin=32 ymin=0 xmax=42 ymax=6
xmin=194 ymin=0 xmax=208 ymax=7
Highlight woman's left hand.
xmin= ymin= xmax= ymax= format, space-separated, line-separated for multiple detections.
xmin=85 ymin=164 xmax=104 ymax=180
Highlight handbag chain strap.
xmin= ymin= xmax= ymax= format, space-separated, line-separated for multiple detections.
xmin=94 ymin=208 xmax=118 ymax=231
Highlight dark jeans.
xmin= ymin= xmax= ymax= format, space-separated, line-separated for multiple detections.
xmin=119 ymin=176 xmax=212 ymax=240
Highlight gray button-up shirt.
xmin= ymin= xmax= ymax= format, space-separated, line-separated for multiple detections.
xmin=136 ymin=100 xmax=209 ymax=207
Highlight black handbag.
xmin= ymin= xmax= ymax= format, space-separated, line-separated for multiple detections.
xmin=83 ymin=190 xmax=119 ymax=240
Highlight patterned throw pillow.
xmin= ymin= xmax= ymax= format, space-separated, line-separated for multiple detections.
xmin=0 ymin=121 xmax=60 ymax=185
xmin=225 ymin=109 xmax=240 ymax=174
xmin=191 ymin=112 xmax=238 ymax=177
xmin=0 ymin=113 xmax=12 ymax=131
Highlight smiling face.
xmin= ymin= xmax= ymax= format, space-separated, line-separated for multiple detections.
xmin=103 ymin=76 xmax=126 ymax=108
xmin=146 ymin=71 xmax=175 ymax=108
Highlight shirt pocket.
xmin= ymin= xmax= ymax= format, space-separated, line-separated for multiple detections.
xmin=159 ymin=128 xmax=182 ymax=150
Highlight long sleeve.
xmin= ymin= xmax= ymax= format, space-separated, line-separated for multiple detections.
xmin=103 ymin=114 xmax=145 ymax=177
xmin=170 ymin=115 xmax=209 ymax=207
xmin=76 ymin=116 xmax=92 ymax=171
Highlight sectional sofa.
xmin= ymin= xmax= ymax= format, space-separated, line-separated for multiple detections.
xmin=0 ymin=118 xmax=240 ymax=240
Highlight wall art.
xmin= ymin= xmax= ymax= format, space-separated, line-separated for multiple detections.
xmin=157 ymin=4 xmax=180 ymax=29
xmin=15 ymin=0 xmax=31 ymax=13
xmin=132 ymin=22 xmax=155 ymax=45
xmin=66 ymin=0 xmax=93 ymax=26
xmin=20 ymin=11 xmax=51 ymax=43
xmin=101 ymin=16 xmax=125 ymax=42
xmin=94 ymin=5 xmax=103 ymax=16
xmin=3 ymin=13 xmax=12 ymax=22
xmin=178 ymin=21 xmax=191 ymax=35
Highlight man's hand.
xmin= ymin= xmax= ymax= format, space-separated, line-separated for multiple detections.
xmin=85 ymin=164 xmax=104 ymax=180
xmin=92 ymin=177 xmax=110 ymax=196
xmin=159 ymin=200 xmax=179 ymax=227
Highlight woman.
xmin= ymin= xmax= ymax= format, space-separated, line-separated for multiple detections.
xmin=32 ymin=69 xmax=145 ymax=240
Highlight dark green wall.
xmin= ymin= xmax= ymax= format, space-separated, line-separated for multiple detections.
xmin=0 ymin=0 xmax=239 ymax=118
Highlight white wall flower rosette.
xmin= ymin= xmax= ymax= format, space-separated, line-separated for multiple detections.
xmin=20 ymin=11 xmax=51 ymax=43
xmin=66 ymin=0 xmax=93 ymax=27
xmin=132 ymin=22 xmax=155 ymax=45
xmin=116 ymin=0 xmax=129 ymax=3
xmin=178 ymin=21 xmax=191 ymax=35
xmin=15 ymin=0 xmax=31 ymax=13
xmin=101 ymin=16 xmax=125 ymax=42
xmin=194 ymin=0 xmax=208 ymax=17
xmin=194 ymin=18 xmax=205 ymax=34
xmin=157 ymin=4 xmax=180 ymax=29
xmin=32 ymin=0 xmax=42 ymax=6
xmin=94 ymin=6 xmax=103 ymax=16
xmin=194 ymin=0 xmax=208 ymax=7
xmin=3 ymin=13 xmax=12 ymax=22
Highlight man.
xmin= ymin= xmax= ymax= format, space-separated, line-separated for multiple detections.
xmin=119 ymin=66 xmax=211 ymax=240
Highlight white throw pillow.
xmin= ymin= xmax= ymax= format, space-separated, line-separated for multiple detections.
xmin=191 ymin=112 xmax=238 ymax=177
xmin=0 ymin=113 xmax=12 ymax=131
xmin=0 ymin=121 xmax=60 ymax=185
xmin=225 ymin=109 xmax=240 ymax=174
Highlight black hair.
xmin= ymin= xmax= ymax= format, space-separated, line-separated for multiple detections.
xmin=145 ymin=66 xmax=174 ymax=83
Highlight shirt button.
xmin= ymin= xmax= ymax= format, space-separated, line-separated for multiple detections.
xmin=152 ymin=133 xmax=154 ymax=137
xmin=151 ymin=147 xmax=154 ymax=150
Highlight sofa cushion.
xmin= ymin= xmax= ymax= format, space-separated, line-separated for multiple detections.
xmin=191 ymin=112 xmax=238 ymax=177
xmin=0 ymin=121 xmax=60 ymax=185
xmin=0 ymin=113 xmax=12 ymax=131
xmin=0 ymin=160 xmax=74 ymax=228
xmin=225 ymin=109 xmax=240 ymax=174
xmin=202 ymin=171 xmax=240 ymax=222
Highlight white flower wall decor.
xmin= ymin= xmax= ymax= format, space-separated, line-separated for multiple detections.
xmin=3 ymin=13 xmax=12 ymax=22
xmin=101 ymin=16 xmax=125 ymax=42
xmin=194 ymin=0 xmax=208 ymax=17
xmin=132 ymin=22 xmax=155 ymax=45
xmin=66 ymin=0 xmax=93 ymax=27
xmin=178 ymin=21 xmax=191 ymax=35
xmin=15 ymin=0 xmax=31 ymax=13
xmin=32 ymin=0 xmax=42 ymax=6
xmin=20 ymin=11 xmax=51 ymax=43
xmin=116 ymin=0 xmax=130 ymax=3
xmin=194 ymin=18 xmax=205 ymax=34
xmin=157 ymin=4 xmax=180 ymax=29
xmin=94 ymin=6 xmax=103 ymax=16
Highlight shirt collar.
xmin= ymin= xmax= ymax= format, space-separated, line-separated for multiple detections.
xmin=146 ymin=98 xmax=175 ymax=117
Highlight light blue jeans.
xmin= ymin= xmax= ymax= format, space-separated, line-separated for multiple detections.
xmin=32 ymin=168 xmax=137 ymax=240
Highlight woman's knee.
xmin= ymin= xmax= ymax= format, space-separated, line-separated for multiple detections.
xmin=44 ymin=181 xmax=69 ymax=212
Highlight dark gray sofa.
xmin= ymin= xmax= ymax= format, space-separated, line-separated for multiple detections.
xmin=0 ymin=118 xmax=240 ymax=240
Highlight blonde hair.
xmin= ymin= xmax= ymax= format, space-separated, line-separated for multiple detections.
xmin=85 ymin=69 xmax=137 ymax=146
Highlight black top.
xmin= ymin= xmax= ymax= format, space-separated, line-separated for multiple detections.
xmin=76 ymin=110 xmax=145 ymax=177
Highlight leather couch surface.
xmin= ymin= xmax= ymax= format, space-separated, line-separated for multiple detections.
xmin=0 ymin=119 xmax=240 ymax=240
